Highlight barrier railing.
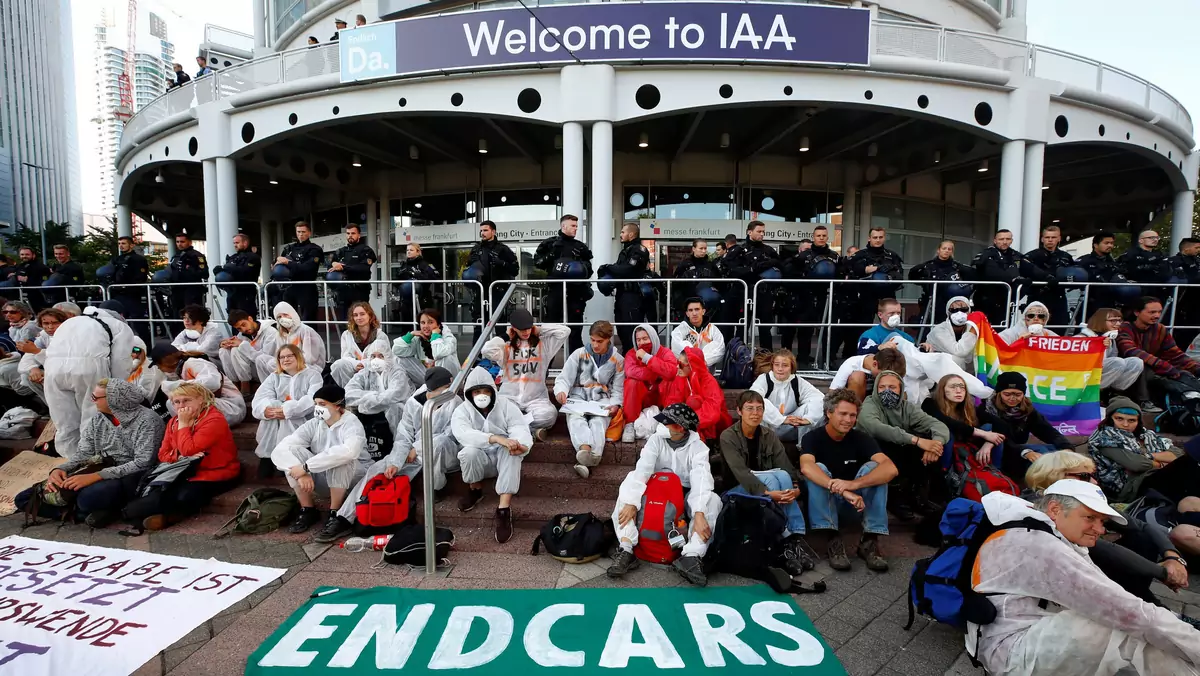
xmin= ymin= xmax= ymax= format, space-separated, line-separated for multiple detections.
xmin=108 ymin=281 xmax=263 ymax=341
xmin=1014 ymin=280 xmax=1200 ymax=335
xmin=4 ymin=284 xmax=108 ymax=308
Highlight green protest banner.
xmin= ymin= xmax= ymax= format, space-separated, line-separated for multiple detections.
xmin=247 ymin=584 xmax=845 ymax=675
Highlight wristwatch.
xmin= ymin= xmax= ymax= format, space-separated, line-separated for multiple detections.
xmin=1162 ymin=555 xmax=1188 ymax=567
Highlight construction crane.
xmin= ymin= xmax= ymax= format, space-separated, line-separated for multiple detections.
xmin=114 ymin=0 xmax=144 ymax=242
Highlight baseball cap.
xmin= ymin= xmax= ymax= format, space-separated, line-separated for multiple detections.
xmin=509 ymin=308 xmax=534 ymax=330
xmin=654 ymin=403 xmax=700 ymax=432
xmin=1044 ymin=479 xmax=1127 ymax=525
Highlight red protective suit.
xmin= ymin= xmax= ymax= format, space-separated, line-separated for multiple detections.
xmin=659 ymin=347 xmax=732 ymax=441
xmin=623 ymin=343 xmax=679 ymax=421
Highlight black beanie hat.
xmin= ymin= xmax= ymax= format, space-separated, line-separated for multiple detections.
xmin=995 ymin=371 xmax=1027 ymax=394
xmin=424 ymin=366 xmax=453 ymax=392
xmin=313 ymin=385 xmax=345 ymax=404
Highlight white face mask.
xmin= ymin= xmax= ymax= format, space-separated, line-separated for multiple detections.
xmin=277 ymin=316 xmax=297 ymax=329
xmin=885 ymin=315 xmax=901 ymax=329
xmin=368 ymin=358 xmax=387 ymax=373
xmin=131 ymin=357 xmax=142 ymax=369
xmin=183 ymin=329 xmax=201 ymax=340
xmin=1027 ymin=323 xmax=1045 ymax=335
xmin=472 ymin=393 xmax=492 ymax=409
xmin=1104 ymin=329 xmax=1118 ymax=339
xmin=949 ymin=311 xmax=969 ymax=326
xmin=313 ymin=405 xmax=332 ymax=422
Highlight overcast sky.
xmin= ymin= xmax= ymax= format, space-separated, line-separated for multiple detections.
xmin=70 ymin=0 xmax=1199 ymax=214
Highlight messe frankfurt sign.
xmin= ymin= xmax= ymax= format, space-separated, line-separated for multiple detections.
xmin=340 ymin=2 xmax=870 ymax=83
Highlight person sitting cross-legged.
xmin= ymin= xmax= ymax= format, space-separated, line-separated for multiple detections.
xmin=669 ymin=297 xmax=725 ymax=370
xmin=621 ymin=323 xmax=678 ymax=441
xmin=218 ymin=310 xmax=278 ymax=393
xmin=251 ymin=344 xmax=324 ymax=479
xmin=271 ymin=385 xmax=372 ymax=535
xmin=799 ymin=388 xmax=899 ymax=572
xmin=1117 ymin=295 xmax=1200 ymax=409
xmin=719 ymin=391 xmax=816 ymax=576
xmin=749 ymin=348 xmax=824 ymax=442
xmin=554 ymin=320 xmax=624 ymax=479
xmin=607 ymin=403 xmax=719 ymax=586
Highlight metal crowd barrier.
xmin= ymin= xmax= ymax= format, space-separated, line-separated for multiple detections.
xmin=4 ymin=284 xmax=108 ymax=309
xmin=107 ymin=281 xmax=264 ymax=342
xmin=1014 ymin=279 xmax=1200 ymax=334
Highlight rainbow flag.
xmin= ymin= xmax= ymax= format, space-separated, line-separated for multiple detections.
xmin=971 ymin=311 xmax=1105 ymax=435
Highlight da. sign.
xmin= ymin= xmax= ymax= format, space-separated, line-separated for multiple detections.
xmin=341 ymin=23 xmax=399 ymax=81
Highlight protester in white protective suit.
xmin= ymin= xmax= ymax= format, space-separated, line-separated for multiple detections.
xmin=255 ymin=302 xmax=326 ymax=382
xmin=330 ymin=301 xmax=387 ymax=387
xmin=392 ymin=307 xmax=459 ymax=392
xmin=969 ymin=482 xmax=1200 ymax=675
xmin=251 ymin=343 xmax=323 ymax=478
xmin=171 ymin=304 xmax=224 ymax=364
xmin=926 ymin=296 xmax=979 ymax=372
xmin=451 ymin=366 xmax=532 ymax=544
xmin=219 ymin=310 xmax=278 ymax=391
xmin=749 ymin=348 xmax=824 ymax=441
xmin=127 ymin=337 xmax=158 ymax=396
xmin=607 ymin=403 xmax=720 ymax=587
xmin=271 ymin=384 xmax=372 ymax=537
xmin=670 ymin=297 xmax=725 ymax=369
xmin=44 ymin=301 xmax=136 ymax=459
xmin=0 ymin=301 xmax=42 ymax=396
xmin=481 ymin=308 xmax=569 ymax=439
xmin=345 ymin=339 xmax=413 ymax=436
xmin=18 ymin=307 xmax=68 ymax=403
xmin=151 ymin=342 xmax=247 ymax=426
xmin=999 ymin=301 xmax=1053 ymax=345
xmin=553 ymin=320 xmax=624 ymax=479
xmin=1080 ymin=307 xmax=1147 ymax=394
xmin=319 ymin=367 xmax=462 ymax=544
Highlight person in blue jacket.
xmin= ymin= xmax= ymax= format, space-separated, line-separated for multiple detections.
xmin=857 ymin=297 xmax=915 ymax=355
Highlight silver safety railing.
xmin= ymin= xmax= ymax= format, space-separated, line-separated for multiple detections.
xmin=109 ymin=281 xmax=264 ymax=341
xmin=419 ymin=282 xmax=520 ymax=574
xmin=1014 ymin=280 xmax=1200 ymax=334
xmin=4 ymin=284 xmax=108 ymax=308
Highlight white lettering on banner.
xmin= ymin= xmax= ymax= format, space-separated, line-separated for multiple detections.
xmin=0 ymin=536 xmax=282 ymax=675
xmin=1026 ymin=336 xmax=1095 ymax=353
xmin=640 ymin=220 xmax=818 ymax=242
xmin=396 ymin=221 xmax=584 ymax=245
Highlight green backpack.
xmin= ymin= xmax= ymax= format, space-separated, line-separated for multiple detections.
xmin=215 ymin=488 xmax=299 ymax=537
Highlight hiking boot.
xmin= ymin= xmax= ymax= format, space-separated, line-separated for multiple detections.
xmin=313 ymin=514 xmax=353 ymax=544
xmin=827 ymin=537 xmax=852 ymax=571
xmin=288 ymin=507 xmax=321 ymax=534
xmin=857 ymin=534 xmax=889 ymax=572
xmin=607 ymin=548 xmax=640 ymax=578
xmin=672 ymin=555 xmax=708 ymax=586
xmin=142 ymin=514 xmax=182 ymax=532
xmin=257 ymin=457 xmax=278 ymax=480
xmin=85 ymin=510 xmax=116 ymax=529
xmin=494 ymin=507 xmax=513 ymax=544
xmin=458 ymin=487 xmax=484 ymax=512
xmin=621 ymin=423 xmax=635 ymax=443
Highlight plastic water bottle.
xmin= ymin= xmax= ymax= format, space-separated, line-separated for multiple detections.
xmin=340 ymin=534 xmax=392 ymax=552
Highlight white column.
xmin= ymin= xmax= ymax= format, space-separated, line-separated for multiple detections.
xmin=215 ymin=157 xmax=240 ymax=275
xmin=1173 ymin=190 xmax=1196 ymax=254
xmin=117 ymin=204 xmax=132 ymax=239
xmin=1020 ymin=142 xmax=1045 ymax=252
xmin=590 ymin=121 xmax=615 ymax=268
xmin=252 ymin=0 xmax=267 ymax=49
xmin=202 ymin=159 xmax=220 ymax=271
xmin=562 ymin=122 xmax=585 ymax=218
xmin=998 ymin=140 xmax=1027 ymax=249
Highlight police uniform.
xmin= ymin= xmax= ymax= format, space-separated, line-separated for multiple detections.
xmin=168 ymin=246 xmax=209 ymax=315
xmin=533 ymin=230 xmax=593 ymax=353
xmin=782 ymin=244 xmax=840 ymax=362
xmin=908 ymin=255 xmax=973 ymax=325
xmin=12 ymin=258 xmax=52 ymax=310
xmin=600 ymin=237 xmax=650 ymax=352
xmin=465 ymin=237 xmax=519 ymax=341
xmin=671 ymin=253 xmax=720 ymax=323
xmin=394 ymin=253 xmax=439 ymax=330
xmin=717 ymin=239 xmax=780 ymax=350
xmin=46 ymin=259 xmax=86 ymax=306
xmin=109 ymin=249 xmax=150 ymax=341
xmin=971 ymin=246 xmax=1052 ymax=324
xmin=220 ymin=248 xmax=262 ymax=318
xmin=279 ymin=239 xmax=323 ymax=321
xmin=847 ymin=244 xmax=904 ymax=327
xmin=1024 ymin=246 xmax=1075 ymax=328
xmin=1076 ymin=251 xmax=1127 ymax=319
xmin=1117 ymin=245 xmax=1174 ymax=302
xmin=330 ymin=239 xmax=377 ymax=320
xmin=1171 ymin=251 xmax=1200 ymax=350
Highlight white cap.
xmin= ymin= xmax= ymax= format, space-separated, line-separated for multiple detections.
xmin=1045 ymin=479 xmax=1127 ymax=525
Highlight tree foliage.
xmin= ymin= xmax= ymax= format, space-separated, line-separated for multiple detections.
xmin=1 ymin=221 xmax=165 ymax=279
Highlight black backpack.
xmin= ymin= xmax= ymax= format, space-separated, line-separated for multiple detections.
xmin=763 ymin=376 xmax=803 ymax=405
xmin=703 ymin=494 xmax=787 ymax=578
xmin=382 ymin=522 xmax=455 ymax=567
xmin=530 ymin=513 xmax=615 ymax=564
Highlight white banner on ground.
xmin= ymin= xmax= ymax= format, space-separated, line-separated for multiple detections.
xmin=0 ymin=535 xmax=284 ymax=676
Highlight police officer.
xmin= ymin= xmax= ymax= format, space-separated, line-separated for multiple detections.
xmin=599 ymin=222 xmax=650 ymax=352
xmin=216 ymin=232 xmax=261 ymax=318
xmin=329 ymin=223 xmax=376 ymax=321
xmin=275 ymin=221 xmax=323 ymax=322
xmin=1076 ymin=230 xmax=1129 ymax=318
xmin=533 ymin=214 xmax=593 ymax=352
xmin=9 ymin=247 xmax=51 ymax=311
xmin=972 ymin=229 xmax=1052 ymax=324
xmin=908 ymin=239 xmax=973 ymax=326
xmin=1118 ymin=229 xmax=1174 ymax=301
xmin=718 ymin=220 xmax=781 ymax=350
xmin=848 ymin=227 xmax=904 ymax=327
xmin=105 ymin=236 xmax=150 ymax=342
xmin=1171 ymin=237 xmax=1200 ymax=350
xmin=169 ymin=233 xmax=208 ymax=316
xmin=785 ymin=224 xmax=840 ymax=363
xmin=671 ymin=238 xmax=720 ymax=323
xmin=46 ymin=244 xmax=86 ymax=305
xmin=464 ymin=220 xmax=519 ymax=341
xmin=1024 ymin=225 xmax=1075 ymax=329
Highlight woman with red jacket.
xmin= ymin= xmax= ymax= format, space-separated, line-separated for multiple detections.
xmin=122 ymin=382 xmax=241 ymax=532
xmin=659 ymin=346 xmax=732 ymax=441
xmin=622 ymin=324 xmax=679 ymax=440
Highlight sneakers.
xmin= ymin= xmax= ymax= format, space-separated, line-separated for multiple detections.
xmin=857 ymin=534 xmax=889 ymax=572
xmin=826 ymin=537 xmax=852 ymax=571
xmin=313 ymin=514 xmax=353 ymax=544
xmin=458 ymin=487 xmax=484 ymax=512
xmin=288 ymin=506 xmax=322 ymax=534
xmin=574 ymin=449 xmax=598 ymax=479
xmin=621 ymin=423 xmax=635 ymax=443
xmin=257 ymin=457 xmax=278 ymax=480
xmin=494 ymin=507 xmax=513 ymax=544
xmin=1140 ymin=400 xmax=1163 ymax=413
xmin=607 ymin=548 xmax=640 ymax=578
xmin=672 ymin=555 xmax=708 ymax=586
xmin=573 ymin=464 xmax=590 ymax=479
xmin=784 ymin=534 xmax=818 ymax=571
xmin=534 ymin=428 xmax=549 ymax=442
xmin=142 ymin=514 xmax=181 ymax=532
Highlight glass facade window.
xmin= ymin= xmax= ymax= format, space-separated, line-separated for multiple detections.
xmin=481 ymin=187 xmax=563 ymax=222
xmin=623 ymin=185 xmax=736 ymax=220
xmin=395 ymin=193 xmax=474 ymax=226
xmin=869 ymin=196 xmax=995 ymax=301
xmin=742 ymin=187 xmax=844 ymax=224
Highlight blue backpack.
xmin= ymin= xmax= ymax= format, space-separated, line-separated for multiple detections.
xmin=720 ymin=336 xmax=755 ymax=388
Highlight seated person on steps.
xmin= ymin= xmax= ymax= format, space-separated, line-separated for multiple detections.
xmin=219 ymin=310 xmax=278 ymax=393
xmin=1117 ymin=296 xmax=1200 ymax=407
xmin=669 ymin=297 xmax=725 ymax=370
xmin=151 ymin=342 xmax=247 ymax=427
xmin=480 ymin=308 xmax=569 ymax=442
xmin=749 ymin=348 xmax=824 ymax=442
xmin=621 ymin=323 xmax=678 ymax=441
xmin=17 ymin=307 xmax=68 ymax=404
xmin=452 ymin=366 xmax=532 ymax=544
xmin=926 ymin=296 xmax=978 ymax=372
xmin=857 ymin=297 xmax=915 ymax=355
xmin=393 ymin=367 xmax=461 ymax=498
xmin=251 ymin=344 xmax=324 ymax=479
xmin=393 ymin=308 xmax=459 ymax=392
xmin=271 ymin=384 xmax=373 ymax=536
xmin=830 ymin=346 xmax=906 ymax=406
xmin=1080 ymin=308 xmax=1152 ymax=407
xmin=255 ymin=302 xmax=326 ymax=383
xmin=607 ymin=403 xmax=719 ymax=587
xmin=981 ymin=371 xmax=1073 ymax=484
xmin=171 ymin=304 xmax=223 ymax=364
xmin=657 ymin=344 xmax=731 ymax=443
xmin=330 ymin=301 xmax=387 ymax=388
xmin=553 ymin=320 xmax=624 ymax=480
xmin=344 ymin=339 xmax=414 ymax=434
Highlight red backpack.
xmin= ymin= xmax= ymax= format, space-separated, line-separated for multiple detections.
xmin=355 ymin=474 xmax=411 ymax=528
xmin=949 ymin=442 xmax=1019 ymax=502
xmin=634 ymin=472 xmax=686 ymax=564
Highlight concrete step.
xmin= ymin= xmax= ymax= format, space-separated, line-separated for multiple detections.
xmin=420 ymin=494 xmax=616 ymax=531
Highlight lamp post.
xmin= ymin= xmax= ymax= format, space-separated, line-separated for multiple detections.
xmin=20 ymin=162 xmax=54 ymax=263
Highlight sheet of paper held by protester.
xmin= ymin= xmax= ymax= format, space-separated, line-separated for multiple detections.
xmin=0 ymin=536 xmax=284 ymax=675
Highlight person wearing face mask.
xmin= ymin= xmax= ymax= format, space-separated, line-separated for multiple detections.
xmin=18 ymin=308 xmax=68 ymax=404
xmin=553 ymin=321 xmax=625 ymax=479
xmin=857 ymin=371 xmax=950 ymax=522
xmin=151 ymin=342 xmax=246 ymax=426
xmin=271 ymin=385 xmax=373 ymax=536
xmin=219 ymin=310 xmax=279 ymax=392
xmin=345 ymin=340 xmax=413 ymax=458
xmin=998 ymin=301 xmax=1055 ymax=344
xmin=748 ymin=348 xmax=824 ymax=442
xmin=669 ymin=298 xmax=725 ymax=370
xmin=607 ymin=403 xmax=719 ymax=586
xmin=451 ymin=366 xmax=533 ymax=543
xmin=255 ymin=301 xmax=326 ymax=382
xmin=393 ymin=308 xmax=458 ymax=392
xmin=981 ymin=371 xmax=1073 ymax=484
xmin=127 ymin=337 xmax=162 ymax=411
xmin=1081 ymin=308 xmax=1151 ymax=401
xmin=171 ymin=304 xmax=223 ymax=364
xmin=620 ymin=324 xmax=678 ymax=441
xmin=926 ymin=296 xmax=979 ymax=372
xmin=389 ymin=367 xmax=462 ymax=500
xmin=480 ymin=308 xmax=569 ymax=441
xmin=251 ymin=344 xmax=324 ymax=479
xmin=857 ymin=297 xmax=915 ymax=355
xmin=330 ymin=302 xmax=387 ymax=387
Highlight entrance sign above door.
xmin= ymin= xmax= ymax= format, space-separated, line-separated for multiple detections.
xmin=642 ymin=219 xmax=823 ymax=242
xmin=248 ymin=585 xmax=845 ymax=675
xmin=395 ymin=221 xmax=587 ymax=245
xmin=341 ymin=3 xmax=870 ymax=83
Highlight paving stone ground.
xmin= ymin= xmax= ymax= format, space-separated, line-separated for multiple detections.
xmin=3 ymin=515 xmax=1197 ymax=676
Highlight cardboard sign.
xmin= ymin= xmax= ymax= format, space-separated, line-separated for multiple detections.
xmin=0 ymin=452 xmax=66 ymax=517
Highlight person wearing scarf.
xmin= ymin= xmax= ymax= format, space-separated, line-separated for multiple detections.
xmin=981 ymin=371 xmax=1073 ymax=483
xmin=1088 ymin=397 xmax=1199 ymax=505
xmin=553 ymin=320 xmax=625 ymax=479
xmin=393 ymin=307 xmax=459 ymax=392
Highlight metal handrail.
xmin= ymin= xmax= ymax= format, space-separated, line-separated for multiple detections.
xmin=1014 ymin=279 xmax=1200 ymax=333
xmin=5 ymin=284 xmax=108 ymax=306
xmin=419 ymin=281 xmax=520 ymax=574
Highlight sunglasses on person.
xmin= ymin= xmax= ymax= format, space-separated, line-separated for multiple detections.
xmin=2 ymin=310 xmax=22 ymax=316
xmin=1065 ymin=471 xmax=1096 ymax=483
xmin=1025 ymin=313 xmax=1048 ymax=320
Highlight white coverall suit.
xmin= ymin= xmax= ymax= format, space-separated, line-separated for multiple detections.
xmin=219 ymin=319 xmax=279 ymax=383
xmin=250 ymin=366 xmax=324 ymax=458
xmin=330 ymin=328 xmax=389 ymax=387
xmin=552 ymin=345 xmax=624 ymax=466
xmin=481 ymin=323 xmax=569 ymax=432
xmin=171 ymin=322 xmax=225 ymax=365
xmin=749 ymin=372 xmax=825 ymax=441
xmin=161 ymin=357 xmax=247 ymax=426
xmin=670 ymin=319 xmax=726 ymax=370
xmin=392 ymin=327 xmax=460 ymax=392
xmin=272 ymin=412 xmax=372 ymax=496
xmin=255 ymin=302 xmax=326 ymax=382
xmin=391 ymin=384 xmax=461 ymax=491
xmin=451 ymin=366 xmax=533 ymax=496
xmin=344 ymin=339 xmax=413 ymax=436
xmin=613 ymin=425 xmax=721 ymax=558
xmin=16 ymin=329 xmax=52 ymax=402
xmin=44 ymin=307 xmax=135 ymax=459
xmin=0 ymin=321 xmax=43 ymax=396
